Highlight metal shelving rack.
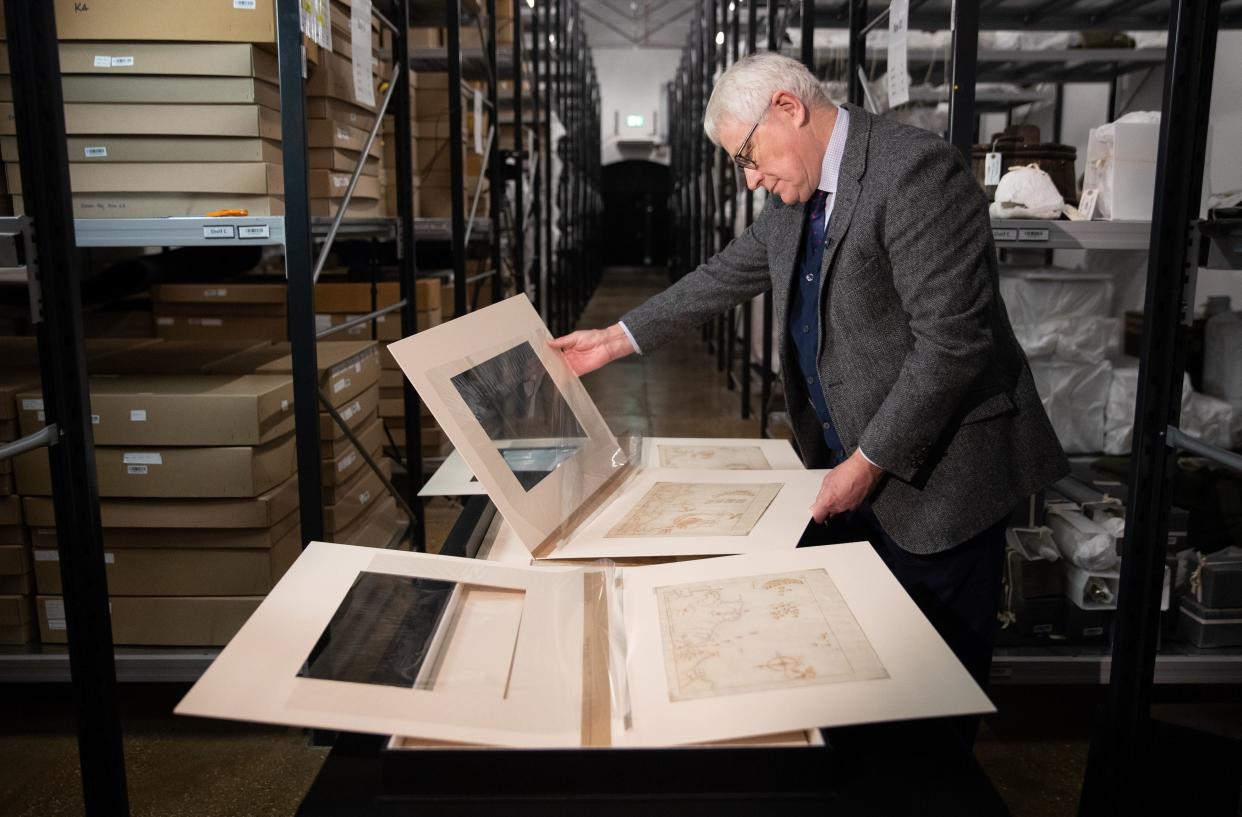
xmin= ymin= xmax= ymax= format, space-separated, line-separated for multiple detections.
xmin=0 ymin=1 xmax=442 ymax=811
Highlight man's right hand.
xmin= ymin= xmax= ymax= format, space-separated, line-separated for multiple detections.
xmin=549 ymin=323 xmax=637 ymax=376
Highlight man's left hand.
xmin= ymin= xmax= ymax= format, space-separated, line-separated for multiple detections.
xmin=810 ymin=450 xmax=885 ymax=523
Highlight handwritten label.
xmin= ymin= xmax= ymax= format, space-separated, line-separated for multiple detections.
xmin=984 ymin=152 xmax=1002 ymax=186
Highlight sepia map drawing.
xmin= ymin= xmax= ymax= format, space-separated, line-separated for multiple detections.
xmin=657 ymin=444 xmax=772 ymax=470
xmin=606 ymin=482 xmax=781 ymax=538
xmin=655 ymin=568 xmax=888 ymax=701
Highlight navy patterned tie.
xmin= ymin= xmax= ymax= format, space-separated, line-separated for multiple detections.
xmin=805 ymin=189 xmax=830 ymax=272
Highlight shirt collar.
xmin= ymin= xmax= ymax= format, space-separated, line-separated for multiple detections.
xmin=818 ymin=105 xmax=849 ymax=195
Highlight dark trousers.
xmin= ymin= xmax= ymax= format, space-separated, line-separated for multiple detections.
xmin=807 ymin=503 xmax=1009 ymax=743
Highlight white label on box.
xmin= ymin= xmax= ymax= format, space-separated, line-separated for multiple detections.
xmin=204 ymin=288 xmax=228 ymax=297
xmin=992 ymin=228 xmax=1019 ymax=242
xmin=1018 ymin=228 xmax=1051 ymax=242
xmin=123 ymin=452 xmax=163 ymax=465
xmin=104 ymin=552 xmax=115 ymax=564
xmin=315 ymin=315 xmax=333 ymax=332
xmin=354 ymin=361 xmax=362 ymax=374
xmin=234 ymin=0 xmax=258 ymax=8
xmin=1083 ymin=626 xmax=1105 ymax=637
xmin=22 ymin=398 xmax=44 ymax=411
xmin=238 ymin=225 xmax=270 ymax=239
xmin=92 ymin=414 xmax=100 ymax=425
xmin=333 ymin=377 xmax=351 ymax=394
xmin=110 ymin=57 xmax=135 ymax=67
xmin=37 ymin=410 xmax=45 ymax=422
xmin=336 ymin=127 xmax=350 ymax=142
xmin=342 ymin=401 xmax=361 ymax=422
xmin=127 ymin=465 xmax=149 ymax=475
xmin=156 ymin=317 xmax=175 ymax=326
xmin=473 ymin=90 xmax=484 ymax=156
xmin=35 ymin=551 xmax=58 ymax=562
xmin=332 ymin=174 xmax=348 ymax=189
xmin=350 ymin=0 xmax=376 ymax=107
xmin=47 ymin=599 xmax=66 ymax=631
xmin=94 ymin=55 xmax=112 ymax=67
xmin=84 ymin=146 xmax=107 ymax=158
xmin=338 ymin=452 xmax=357 ymax=472
xmin=130 ymin=410 xmax=147 ymax=422
xmin=203 ymin=225 xmax=237 ymax=240
xmin=281 ymin=400 xmax=289 ymax=412
xmin=359 ymin=490 xmax=371 ymax=505
xmin=984 ymin=152 xmax=1002 ymax=186
xmin=192 ymin=318 xmax=224 ymax=327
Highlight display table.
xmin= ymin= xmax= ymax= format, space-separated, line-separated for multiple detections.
xmin=293 ymin=496 xmax=1010 ymax=817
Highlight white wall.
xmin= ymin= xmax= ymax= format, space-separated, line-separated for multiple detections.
xmin=594 ymin=46 xmax=681 ymax=165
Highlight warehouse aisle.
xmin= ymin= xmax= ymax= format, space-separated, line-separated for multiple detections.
xmin=574 ymin=266 xmax=763 ymax=440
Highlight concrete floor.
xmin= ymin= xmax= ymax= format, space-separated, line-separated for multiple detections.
xmin=0 ymin=266 xmax=1214 ymax=816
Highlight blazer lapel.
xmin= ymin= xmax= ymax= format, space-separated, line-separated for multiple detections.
xmin=820 ymin=103 xmax=871 ymax=282
xmin=768 ymin=200 xmax=805 ymax=363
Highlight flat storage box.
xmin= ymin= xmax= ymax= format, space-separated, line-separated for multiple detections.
xmin=0 ymin=593 xmax=34 ymax=646
xmin=320 ymin=385 xmax=379 ymax=438
xmin=1179 ymin=596 xmax=1242 ymax=648
xmin=307 ymin=120 xmax=380 ymax=157
xmin=306 ymin=97 xmax=376 ymax=131
xmin=54 ymin=42 xmax=279 ymax=80
xmin=323 ymin=458 xmax=390 ymax=531
xmin=0 ymin=544 xmax=30 ymax=577
xmin=51 ymin=0 xmax=277 ymax=42
xmin=32 ymin=518 xmax=300 ymax=596
xmin=153 ymin=282 xmax=287 ymax=310
xmin=321 ymin=415 xmax=383 ymax=487
xmin=57 ymin=136 xmax=283 ymax=164
xmin=7 ymin=162 xmax=285 ymax=196
xmin=306 ymin=51 xmax=379 ymax=112
xmin=314 ymin=280 xmax=441 ymax=314
xmin=16 ymin=374 xmax=294 ymax=446
xmin=60 ymin=75 xmax=280 ymax=107
xmin=31 ymin=510 xmax=298 ymax=553
xmin=54 ymin=103 xmax=281 ymax=139
xmin=207 ymin=340 xmax=380 ymax=409
xmin=1196 ymin=555 xmax=1242 ymax=609
xmin=23 ymin=473 xmax=299 ymax=530
xmin=15 ymin=431 xmax=297 ymax=498
xmin=1086 ymin=119 xmax=1159 ymax=221
xmin=153 ymin=314 xmax=287 ymax=342
xmin=37 ymin=595 xmax=261 ymax=646
xmin=90 ymin=340 xmax=273 ymax=376
xmin=1062 ymin=598 xmax=1113 ymax=643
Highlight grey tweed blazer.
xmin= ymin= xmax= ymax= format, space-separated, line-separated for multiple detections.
xmin=623 ymin=104 xmax=1069 ymax=554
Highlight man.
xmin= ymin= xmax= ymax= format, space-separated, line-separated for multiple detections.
xmin=551 ymin=53 xmax=1068 ymax=691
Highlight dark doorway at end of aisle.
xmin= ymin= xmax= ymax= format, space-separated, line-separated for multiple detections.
xmin=602 ymin=160 xmax=670 ymax=268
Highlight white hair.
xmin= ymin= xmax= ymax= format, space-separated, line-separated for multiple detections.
xmin=703 ymin=52 xmax=832 ymax=145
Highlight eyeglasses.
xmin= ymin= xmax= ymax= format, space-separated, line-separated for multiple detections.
xmin=731 ymin=112 xmax=764 ymax=170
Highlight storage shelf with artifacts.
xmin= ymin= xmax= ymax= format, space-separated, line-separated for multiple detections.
xmin=71 ymin=216 xmax=401 ymax=248
xmin=409 ymin=46 xmax=516 ymax=80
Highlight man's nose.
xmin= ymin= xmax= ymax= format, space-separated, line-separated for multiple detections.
xmin=743 ymin=167 xmax=762 ymax=191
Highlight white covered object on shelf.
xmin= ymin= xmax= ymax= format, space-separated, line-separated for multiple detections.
xmin=989 ymin=164 xmax=1066 ymax=220
xmin=998 ymin=268 xmax=1113 ymax=326
xmin=1029 ymin=357 xmax=1111 ymax=454
xmin=1083 ymin=112 xmax=1161 ymax=221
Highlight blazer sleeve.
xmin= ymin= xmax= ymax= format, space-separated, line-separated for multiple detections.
xmin=620 ymin=200 xmax=778 ymax=352
xmin=855 ymin=139 xmax=997 ymax=483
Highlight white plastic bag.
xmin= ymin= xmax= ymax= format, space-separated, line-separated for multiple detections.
xmin=1047 ymin=507 xmax=1120 ymax=571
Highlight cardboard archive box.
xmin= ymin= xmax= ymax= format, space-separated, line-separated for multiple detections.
xmin=37 ymin=594 xmax=262 ymax=646
xmin=207 ymin=340 xmax=381 ymax=409
xmin=50 ymin=0 xmax=278 ymax=43
xmin=15 ymin=374 xmax=294 ymax=447
xmin=0 ymin=592 xmax=34 ymax=646
xmin=15 ymin=430 xmax=297 ymax=499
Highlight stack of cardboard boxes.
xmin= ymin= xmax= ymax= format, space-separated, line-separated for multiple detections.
xmin=205 ymin=339 xmax=406 ymax=549
xmin=1 ymin=0 xmax=286 ymax=218
xmin=413 ymin=70 xmax=489 ymax=219
xmin=306 ymin=0 xmax=389 ymax=218
xmin=0 ymin=337 xmax=161 ymax=646
xmin=12 ymin=341 xmax=300 ymax=647
xmin=0 ymin=0 xmax=393 ymax=219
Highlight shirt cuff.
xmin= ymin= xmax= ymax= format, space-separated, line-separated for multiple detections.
xmin=857 ymin=447 xmax=882 ymax=470
xmin=618 ymin=321 xmax=643 ymax=355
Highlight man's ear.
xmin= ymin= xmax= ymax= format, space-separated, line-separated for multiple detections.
xmin=771 ymin=90 xmax=808 ymax=126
